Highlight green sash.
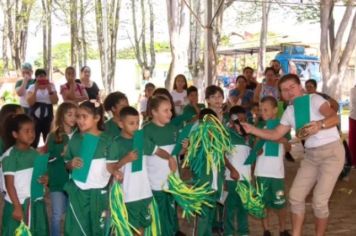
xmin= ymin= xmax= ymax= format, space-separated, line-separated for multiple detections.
xmin=294 ymin=94 xmax=311 ymax=130
xmin=265 ymin=119 xmax=280 ymax=157
xmin=72 ymin=133 xmax=100 ymax=183
xmin=132 ymin=130 xmax=144 ymax=172
xmin=229 ymin=128 xmax=247 ymax=146
xmin=31 ymin=153 xmax=49 ymax=201
xmin=244 ymin=119 xmax=280 ymax=165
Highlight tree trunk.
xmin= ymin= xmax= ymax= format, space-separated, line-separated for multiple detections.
xmin=1 ymin=1 xmax=9 ymax=75
xmin=70 ymin=0 xmax=78 ymax=67
xmin=320 ymin=0 xmax=356 ymax=100
xmin=165 ymin=0 xmax=190 ymax=89
xmin=188 ymin=0 xmax=202 ymax=81
xmin=258 ymin=0 xmax=271 ymax=77
xmin=148 ymin=0 xmax=155 ymax=75
xmin=80 ymin=0 xmax=87 ymax=66
xmin=95 ymin=0 xmax=121 ymax=93
xmin=131 ymin=0 xmax=155 ymax=78
xmin=41 ymin=0 xmax=52 ymax=79
xmin=5 ymin=0 xmax=34 ymax=71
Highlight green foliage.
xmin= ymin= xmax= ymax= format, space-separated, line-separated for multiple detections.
xmin=291 ymin=0 xmax=320 ymax=23
xmin=117 ymin=42 xmax=170 ymax=59
xmin=34 ymin=43 xmax=100 ymax=69
xmin=220 ymin=35 xmax=231 ymax=46
xmin=1 ymin=91 xmax=19 ymax=104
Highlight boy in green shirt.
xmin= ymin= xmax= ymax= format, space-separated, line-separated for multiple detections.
xmin=224 ymin=106 xmax=251 ymax=236
xmin=108 ymin=106 xmax=153 ymax=235
xmin=103 ymin=91 xmax=129 ymax=138
xmin=181 ymin=86 xmax=205 ymax=124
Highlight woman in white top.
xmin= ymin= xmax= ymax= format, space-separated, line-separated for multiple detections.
xmin=27 ymin=69 xmax=58 ymax=147
xmin=242 ymin=74 xmax=343 ymax=236
xmin=170 ymin=74 xmax=188 ymax=115
xmin=349 ymin=85 xmax=356 ymax=167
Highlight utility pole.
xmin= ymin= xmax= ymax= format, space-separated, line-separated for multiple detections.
xmin=205 ymin=0 xmax=213 ymax=86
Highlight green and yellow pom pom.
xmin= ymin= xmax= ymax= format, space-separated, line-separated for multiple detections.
xmin=184 ymin=114 xmax=231 ymax=177
xmin=236 ymin=177 xmax=267 ymax=219
xmin=15 ymin=221 xmax=31 ymax=236
xmin=109 ymin=182 xmax=140 ymax=236
xmin=144 ymin=198 xmax=162 ymax=236
xmin=164 ymin=173 xmax=215 ymax=218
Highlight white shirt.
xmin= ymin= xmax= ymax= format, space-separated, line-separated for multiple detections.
xmin=139 ymin=96 xmax=148 ymax=113
xmin=171 ymin=90 xmax=187 ymax=115
xmin=225 ymin=145 xmax=251 ymax=181
xmin=27 ymin=84 xmax=56 ymax=104
xmin=280 ymin=94 xmax=339 ymax=148
xmin=254 ymin=143 xmax=285 ymax=178
xmin=350 ymin=86 xmax=356 ymax=120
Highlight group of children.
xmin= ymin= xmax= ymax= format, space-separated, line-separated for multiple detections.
xmin=0 ymin=75 xmax=294 ymax=236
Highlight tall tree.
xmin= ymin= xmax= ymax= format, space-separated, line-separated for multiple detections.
xmin=320 ymin=0 xmax=356 ymax=99
xmin=42 ymin=0 xmax=52 ymax=79
xmin=131 ymin=0 xmax=156 ymax=78
xmin=257 ymin=0 xmax=271 ymax=76
xmin=165 ymin=0 xmax=190 ymax=89
xmin=95 ymin=0 xmax=121 ymax=92
xmin=0 ymin=0 xmax=9 ymax=75
xmin=70 ymin=0 xmax=78 ymax=66
xmin=188 ymin=0 xmax=202 ymax=81
xmin=2 ymin=0 xmax=35 ymax=71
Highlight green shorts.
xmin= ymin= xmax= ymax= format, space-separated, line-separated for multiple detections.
xmin=126 ymin=197 xmax=152 ymax=229
xmin=257 ymin=177 xmax=286 ymax=209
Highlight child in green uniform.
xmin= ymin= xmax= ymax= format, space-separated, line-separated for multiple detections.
xmin=204 ymin=85 xmax=228 ymax=233
xmin=64 ymin=100 xmax=121 ymax=236
xmin=46 ymin=102 xmax=77 ymax=236
xmin=108 ymin=106 xmax=153 ymax=235
xmin=0 ymin=104 xmax=24 ymax=193
xmin=188 ymin=108 xmax=225 ymax=236
xmin=224 ymin=106 xmax=251 ymax=236
xmin=181 ymin=86 xmax=205 ymax=124
xmin=1 ymin=114 xmax=49 ymax=236
xmin=143 ymin=95 xmax=179 ymax=236
xmin=103 ymin=91 xmax=129 ymax=138
xmin=254 ymin=96 xmax=291 ymax=236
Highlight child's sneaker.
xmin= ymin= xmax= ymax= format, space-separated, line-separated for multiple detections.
xmin=280 ymin=230 xmax=291 ymax=236
xmin=263 ymin=230 xmax=272 ymax=236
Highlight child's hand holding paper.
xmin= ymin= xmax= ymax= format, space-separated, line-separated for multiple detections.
xmin=38 ymin=175 xmax=48 ymax=185
xmin=70 ymin=157 xmax=83 ymax=169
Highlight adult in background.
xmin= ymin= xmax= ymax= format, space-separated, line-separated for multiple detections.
xmin=27 ymin=69 xmax=58 ymax=147
xmin=243 ymin=66 xmax=258 ymax=91
xmin=349 ymin=84 xmax=356 ymax=167
xmin=254 ymin=67 xmax=280 ymax=103
xmin=270 ymin=59 xmax=283 ymax=77
xmin=60 ymin=66 xmax=88 ymax=104
xmin=228 ymin=75 xmax=254 ymax=115
xmin=242 ymin=74 xmax=343 ymax=236
xmin=15 ymin=63 xmax=36 ymax=114
xmin=79 ymin=66 xmax=100 ymax=100
xmin=305 ymin=79 xmax=339 ymax=113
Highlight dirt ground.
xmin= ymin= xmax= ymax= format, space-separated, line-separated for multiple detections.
xmin=1 ymin=143 xmax=355 ymax=236
xmin=179 ymin=142 xmax=356 ymax=236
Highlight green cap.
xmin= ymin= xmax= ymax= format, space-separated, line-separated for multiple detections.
xmin=21 ymin=62 xmax=32 ymax=70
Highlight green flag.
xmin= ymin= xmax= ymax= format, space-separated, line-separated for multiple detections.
xmin=31 ymin=153 xmax=49 ymax=201
xmin=132 ymin=130 xmax=144 ymax=172
xmin=72 ymin=133 xmax=99 ymax=183
xmin=294 ymin=95 xmax=311 ymax=130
